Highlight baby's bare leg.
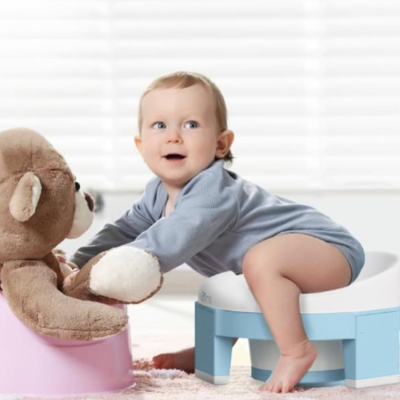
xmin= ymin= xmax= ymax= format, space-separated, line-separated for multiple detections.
xmin=153 ymin=347 xmax=195 ymax=373
xmin=243 ymin=233 xmax=351 ymax=393
xmin=153 ymin=338 xmax=239 ymax=373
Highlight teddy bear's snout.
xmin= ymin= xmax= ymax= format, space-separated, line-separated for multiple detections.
xmin=84 ymin=192 xmax=94 ymax=212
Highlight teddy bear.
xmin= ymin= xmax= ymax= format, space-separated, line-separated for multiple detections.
xmin=0 ymin=127 xmax=163 ymax=341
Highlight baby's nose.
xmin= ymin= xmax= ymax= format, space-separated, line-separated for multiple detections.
xmin=167 ymin=129 xmax=183 ymax=142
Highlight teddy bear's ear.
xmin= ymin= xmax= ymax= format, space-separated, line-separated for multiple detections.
xmin=9 ymin=172 xmax=42 ymax=222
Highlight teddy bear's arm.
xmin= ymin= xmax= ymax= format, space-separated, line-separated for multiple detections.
xmin=62 ymin=252 xmax=119 ymax=304
xmin=64 ymin=247 xmax=163 ymax=305
xmin=1 ymin=259 xmax=129 ymax=341
xmin=43 ymin=251 xmax=65 ymax=289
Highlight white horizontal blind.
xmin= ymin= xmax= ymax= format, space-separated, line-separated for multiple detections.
xmin=0 ymin=0 xmax=399 ymax=191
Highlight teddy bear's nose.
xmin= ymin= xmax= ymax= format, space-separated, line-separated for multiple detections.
xmin=84 ymin=192 xmax=95 ymax=212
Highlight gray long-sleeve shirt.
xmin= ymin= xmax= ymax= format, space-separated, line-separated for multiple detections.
xmin=70 ymin=160 xmax=365 ymax=279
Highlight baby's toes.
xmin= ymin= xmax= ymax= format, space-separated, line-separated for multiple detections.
xmin=281 ymin=381 xmax=291 ymax=393
xmin=153 ymin=354 xmax=175 ymax=369
xmin=259 ymin=381 xmax=272 ymax=392
xmin=272 ymin=381 xmax=283 ymax=393
xmin=260 ymin=380 xmax=282 ymax=393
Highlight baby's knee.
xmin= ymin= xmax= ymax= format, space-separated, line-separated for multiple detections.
xmin=242 ymin=245 xmax=282 ymax=285
xmin=242 ymin=247 xmax=259 ymax=281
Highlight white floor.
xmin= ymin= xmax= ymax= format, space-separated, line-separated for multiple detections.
xmin=127 ymin=293 xmax=251 ymax=366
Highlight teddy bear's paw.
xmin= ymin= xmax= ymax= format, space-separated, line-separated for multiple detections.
xmin=89 ymin=247 xmax=163 ymax=303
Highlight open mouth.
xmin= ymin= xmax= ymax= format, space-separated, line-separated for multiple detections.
xmin=164 ymin=154 xmax=186 ymax=161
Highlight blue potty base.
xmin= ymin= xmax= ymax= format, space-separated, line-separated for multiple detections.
xmin=195 ymin=302 xmax=400 ymax=388
xmin=249 ymin=338 xmax=346 ymax=385
xmin=252 ymin=367 xmax=345 ymax=384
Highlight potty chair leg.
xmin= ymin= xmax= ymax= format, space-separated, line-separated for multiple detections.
xmin=343 ymin=311 xmax=400 ymax=388
xmin=195 ymin=303 xmax=234 ymax=384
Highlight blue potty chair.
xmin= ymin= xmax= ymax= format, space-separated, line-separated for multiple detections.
xmin=195 ymin=251 xmax=400 ymax=388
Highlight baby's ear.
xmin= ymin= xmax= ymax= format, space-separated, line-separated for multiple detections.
xmin=9 ymin=172 xmax=42 ymax=222
xmin=134 ymin=135 xmax=142 ymax=155
xmin=216 ymin=129 xmax=234 ymax=158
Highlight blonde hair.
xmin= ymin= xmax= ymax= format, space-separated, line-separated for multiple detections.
xmin=138 ymin=71 xmax=233 ymax=164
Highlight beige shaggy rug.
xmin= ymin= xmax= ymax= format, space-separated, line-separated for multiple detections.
xmin=4 ymin=331 xmax=400 ymax=400
xmin=7 ymin=359 xmax=400 ymax=400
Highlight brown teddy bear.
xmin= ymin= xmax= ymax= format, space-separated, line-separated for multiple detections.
xmin=0 ymin=128 xmax=163 ymax=341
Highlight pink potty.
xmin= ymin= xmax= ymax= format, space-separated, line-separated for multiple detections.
xmin=0 ymin=292 xmax=135 ymax=397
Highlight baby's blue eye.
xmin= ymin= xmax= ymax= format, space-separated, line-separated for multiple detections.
xmin=184 ymin=121 xmax=199 ymax=129
xmin=152 ymin=122 xmax=166 ymax=129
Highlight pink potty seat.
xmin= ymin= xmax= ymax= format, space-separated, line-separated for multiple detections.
xmin=0 ymin=292 xmax=135 ymax=397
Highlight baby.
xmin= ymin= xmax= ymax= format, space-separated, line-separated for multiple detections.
xmin=64 ymin=71 xmax=365 ymax=393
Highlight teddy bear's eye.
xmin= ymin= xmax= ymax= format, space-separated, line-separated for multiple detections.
xmin=75 ymin=181 xmax=81 ymax=192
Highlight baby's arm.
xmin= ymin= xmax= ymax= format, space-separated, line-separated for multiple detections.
xmin=69 ymin=189 xmax=156 ymax=269
xmin=129 ymin=173 xmax=239 ymax=272
xmin=64 ymin=172 xmax=236 ymax=304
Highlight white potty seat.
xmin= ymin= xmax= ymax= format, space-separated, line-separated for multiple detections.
xmin=195 ymin=252 xmax=400 ymax=388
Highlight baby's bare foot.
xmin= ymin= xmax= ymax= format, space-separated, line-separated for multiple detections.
xmin=259 ymin=340 xmax=317 ymax=393
xmin=152 ymin=347 xmax=195 ymax=373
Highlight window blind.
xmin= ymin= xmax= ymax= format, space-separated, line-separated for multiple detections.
xmin=0 ymin=0 xmax=399 ymax=191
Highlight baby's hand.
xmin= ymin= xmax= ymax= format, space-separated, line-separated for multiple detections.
xmin=62 ymin=269 xmax=80 ymax=289
xmin=54 ymin=251 xmax=80 ymax=288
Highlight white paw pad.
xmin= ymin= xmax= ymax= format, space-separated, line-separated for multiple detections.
xmin=89 ymin=247 xmax=162 ymax=303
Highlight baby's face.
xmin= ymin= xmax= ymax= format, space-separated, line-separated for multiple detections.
xmin=136 ymin=84 xmax=224 ymax=189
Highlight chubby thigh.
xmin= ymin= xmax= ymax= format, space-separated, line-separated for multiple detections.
xmin=242 ymin=233 xmax=352 ymax=294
